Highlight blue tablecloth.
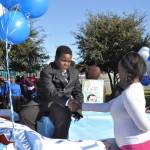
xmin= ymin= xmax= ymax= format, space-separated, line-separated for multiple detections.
xmin=69 ymin=112 xmax=114 ymax=140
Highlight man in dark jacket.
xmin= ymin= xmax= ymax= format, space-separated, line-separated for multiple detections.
xmin=20 ymin=45 xmax=83 ymax=139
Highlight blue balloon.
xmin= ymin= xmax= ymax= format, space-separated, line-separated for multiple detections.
xmin=147 ymin=56 xmax=150 ymax=61
xmin=141 ymin=75 xmax=150 ymax=86
xmin=0 ymin=11 xmax=30 ymax=44
xmin=18 ymin=0 xmax=49 ymax=18
xmin=1 ymin=0 xmax=18 ymax=9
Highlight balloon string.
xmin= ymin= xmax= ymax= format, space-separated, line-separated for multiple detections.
xmin=5 ymin=41 xmax=15 ymax=141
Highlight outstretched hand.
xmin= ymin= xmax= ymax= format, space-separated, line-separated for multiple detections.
xmin=72 ymin=111 xmax=83 ymax=121
xmin=67 ymin=99 xmax=81 ymax=112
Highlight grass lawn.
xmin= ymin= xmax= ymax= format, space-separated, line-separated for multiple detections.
xmin=145 ymin=89 xmax=150 ymax=107
xmin=105 ymin=89 xmax=150 ymax=107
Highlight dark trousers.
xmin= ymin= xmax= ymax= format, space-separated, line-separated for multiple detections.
xmin=48 ymin=103 xmax=72 ymax=139
xmin=12 ymin=96 xmax=22 ymax=112
xmin=20 ymin=101 xmax=72 ymax=139
xmin=19 ymin=101 xmax=39 ymax=130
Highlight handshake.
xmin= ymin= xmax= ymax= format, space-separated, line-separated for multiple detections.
xmin=67 ymin=99 xmax=81 ymax=112
xmin=67 ymin=99 xmax=83 ymax=120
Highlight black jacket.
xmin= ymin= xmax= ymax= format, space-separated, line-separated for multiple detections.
xmin=37 ymin=62 xmax=83 ymax=111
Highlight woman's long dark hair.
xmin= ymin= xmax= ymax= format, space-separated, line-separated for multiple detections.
xmin=119 ymin=51 xmax=146 ymax=85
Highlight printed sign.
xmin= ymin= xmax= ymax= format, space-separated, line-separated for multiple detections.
xmin=81 ymin=79 xmax=104 ymax=103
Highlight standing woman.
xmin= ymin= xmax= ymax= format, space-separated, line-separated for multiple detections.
xmin=83 ymin=52 xmax=150 ymax=150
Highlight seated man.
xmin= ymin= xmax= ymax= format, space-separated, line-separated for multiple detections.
xmin=20 ymin=45 xmax=83 ymax=139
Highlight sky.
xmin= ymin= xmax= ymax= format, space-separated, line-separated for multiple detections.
xmin=34 ymin=0 xmax=150 ymax=63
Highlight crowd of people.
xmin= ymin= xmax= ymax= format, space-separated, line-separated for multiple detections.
xmin=0 ymin=45 xmax=150 ymax=150
xmin=0 ymin=75 xmax=37 ymax=112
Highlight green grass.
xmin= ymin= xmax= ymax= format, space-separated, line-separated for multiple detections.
xmin=105 ymin=90 xmax=150 ymax=107
xmin=145 ymin=90 xmax=150 ymax=107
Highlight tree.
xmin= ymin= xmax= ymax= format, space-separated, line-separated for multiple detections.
xmin=0 ymin=41 xmax=6 ymax=67
xmin=74 ymin=12 xmax=150 ymax=95
xmin=0 ymin=25 xmax=49 ymax=73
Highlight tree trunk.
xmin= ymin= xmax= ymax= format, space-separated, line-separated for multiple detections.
xmin=107 ymin=71 xmax=118 ymax=101
xmin=107 ymin=72 xmax=113 ymax=93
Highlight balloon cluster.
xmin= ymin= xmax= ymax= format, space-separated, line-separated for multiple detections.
xmin=0 ymin=0 xmax=49 ymax=133
xmin=138 ymin=47 xmax=150 ymax=86
xmin=0 ymin=0 xmax=49 ymax=45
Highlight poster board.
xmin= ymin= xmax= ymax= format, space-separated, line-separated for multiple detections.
xmin=81 ymin=79 xmax=104 ymax=103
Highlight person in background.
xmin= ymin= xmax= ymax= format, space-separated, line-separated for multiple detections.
xmin=20 ymin=45 xmax=83 ymax=139
xmin=85 ymin=63 xmax=106 ymax=101
xmin=9 ymin=77 xmax=22 ymax=112
xmin=1 ymin=76 xmax=22 ymax=112
xmin=83 ymin=52 xmax=150 ymax=149
xmin=15 ymin=76 xmax=26 ymax=95
xmin=85 ymin=63 xmax=101 ymax=80
xmin=24 ymin=78 xmax=36 ymax=102
xmin=0 ymin=76 xmax=5 ymax=108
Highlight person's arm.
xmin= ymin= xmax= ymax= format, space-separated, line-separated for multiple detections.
xmin=71 ymin=71 xmax=84 ymax=105
xmin=82 ymin=99 xmax=114 ymax=112
xmin=123 ymin=87 xmax=150 ymax=131
xmin=38 ymin=66 xmax=58 ymax=97
xmin=64 ymin=71 xmax=84 ymax=114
